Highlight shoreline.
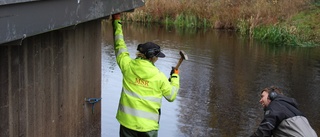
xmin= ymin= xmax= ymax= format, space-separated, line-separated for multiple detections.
xmin=122 ymin=0 xmax=320 ymax=47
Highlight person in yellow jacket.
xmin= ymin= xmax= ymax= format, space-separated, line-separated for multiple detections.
xmin=112 ymin=13 xmax=180 ymax=137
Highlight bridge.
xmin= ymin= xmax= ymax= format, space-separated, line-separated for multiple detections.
xmin=0 ymin=0 xmax=144 ymax=136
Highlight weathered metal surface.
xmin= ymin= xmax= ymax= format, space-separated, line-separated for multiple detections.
xmin=0 ymin=0 xmax=37 ymax=5
xmin=0 ymin=0 xmax=145 ymax=45
xmin=0 ymin=20 xmax=102 ymax=137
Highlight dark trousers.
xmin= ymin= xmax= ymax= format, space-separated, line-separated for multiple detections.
xmin=120 ymin=125 xmax=158 ymax=137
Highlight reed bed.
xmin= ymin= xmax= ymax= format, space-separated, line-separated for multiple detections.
xmin=125 ymin=0 xmax=310 ymax=28
xmin=122 ymin=0 xmax=318 ymax=46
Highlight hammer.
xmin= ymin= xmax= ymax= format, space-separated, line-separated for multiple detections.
xmin=169 ymin=50 xmax=188 ymax=81
xmin=175 ymin=50 xmax=188 ymax=69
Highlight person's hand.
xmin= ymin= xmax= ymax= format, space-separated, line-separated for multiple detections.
xmin=169 ymin=67 xmax=179 ymax=82
xmin=170 ymin=67 xmax=179 ymax=75
xmin=112 ymin=13 xmax=121 ymax=20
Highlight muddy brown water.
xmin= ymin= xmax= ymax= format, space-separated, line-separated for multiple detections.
xmin=101 ymin=22 xmax=320 ymax=137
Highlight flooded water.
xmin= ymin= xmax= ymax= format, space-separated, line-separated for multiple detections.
xmin=101 ymin=21 xmax=320 ymax=137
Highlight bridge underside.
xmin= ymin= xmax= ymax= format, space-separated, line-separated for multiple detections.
xmin=0 ymin=0 xmax=143 ymax=45
xmin=0 ymin=0 xmax=144 ymax=136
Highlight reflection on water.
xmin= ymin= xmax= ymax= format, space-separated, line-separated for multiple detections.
xmin=101 ymin=21 xmax=320 ymax=137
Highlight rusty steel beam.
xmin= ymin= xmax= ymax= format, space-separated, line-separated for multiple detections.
xmin=0 ymin=0 xmax=144 ymax=45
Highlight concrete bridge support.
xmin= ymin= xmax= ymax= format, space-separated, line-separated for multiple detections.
xmin=0 ymin=19 xmax=102 ymax=137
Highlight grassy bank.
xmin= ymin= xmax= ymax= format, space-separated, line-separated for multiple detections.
xmin=123 ymin=0 xmax=320 ymax=47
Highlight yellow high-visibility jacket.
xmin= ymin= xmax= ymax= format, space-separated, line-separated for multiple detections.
xmin=113 ymin=19 xmax=180 ymax=132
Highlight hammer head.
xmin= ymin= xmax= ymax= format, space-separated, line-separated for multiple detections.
xmin=179 ymin=50 xmax=188 ymax=60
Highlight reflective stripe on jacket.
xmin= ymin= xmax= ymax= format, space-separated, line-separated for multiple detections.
xmin=113 ymin=20 xmax=180 ymax=132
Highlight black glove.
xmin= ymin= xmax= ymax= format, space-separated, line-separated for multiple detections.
xmin=170 ymin=66 xmax=176 ymax=76
xmin=169 ymin=67 xmax=178 ymax=82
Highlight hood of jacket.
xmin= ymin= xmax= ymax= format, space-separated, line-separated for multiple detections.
xmin=273 ymin=94 xmax=298 ymax=108
xmin=130 ymin=58 xmax=160 ymax=79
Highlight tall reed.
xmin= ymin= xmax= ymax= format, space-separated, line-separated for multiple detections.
xmin=125 ymin=0 xmax=310 ymax=28
xmin=122 ymin=0 xmax=317 ymax=46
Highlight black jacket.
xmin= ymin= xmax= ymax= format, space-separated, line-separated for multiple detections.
xmin=251 ymin=95 xmax=318 ymax=137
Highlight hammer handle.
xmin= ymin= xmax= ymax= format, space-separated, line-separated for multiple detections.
xmin=175 ymin=58 xmax=183 ymax=69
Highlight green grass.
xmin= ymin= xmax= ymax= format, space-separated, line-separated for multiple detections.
xmin=253 ymin=26 xmax=295 ymax=46
xmin=249 ymin=3 xmax=320 ymax=47
xmin=286 ymin=4 xmax=320 ymax=44
xmin=237 ymin=19 xmax=250 ymax=35
xmin=162 ymin=14 xmax=210 ymax=28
